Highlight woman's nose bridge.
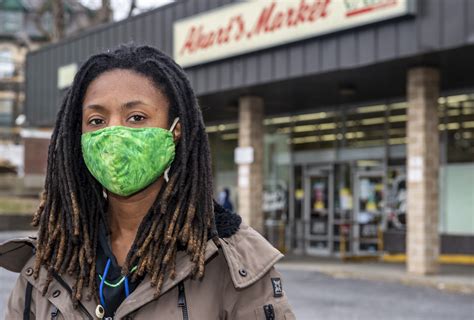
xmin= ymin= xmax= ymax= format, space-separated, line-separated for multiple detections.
xmin=107 ymin=110 xmax=126 ymax=127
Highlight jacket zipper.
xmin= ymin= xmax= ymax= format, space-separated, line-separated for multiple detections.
xmin=177 ymin=282 xmax=189 ymax=320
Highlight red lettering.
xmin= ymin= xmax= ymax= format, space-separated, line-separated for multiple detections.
xmin=179 ymin=26 xmax=198 ymax=55
xmin=287 ymin=8 xmax=297 ymax=26
xmin=217 ymin=28 xmax=227 ymax=44
xmin=234 ymin=15 xmax=246 ymax=41
xmin=180 ymin=0 xmax=332 ymax=57
xmin=308 ymin=0 xmax=331 ymax=22
xmin=295 ymin=0 xmax=310 ymax=26
xmin=197 ymin=27 xmax=209 ymax=49
xmin=216 ymin=19 xmax=233 ymax=45
xmin=320 ymin=0 xmax=330 ymax=18
xmin=271 ymin=12 xmax=285 ymax=31
xmin=253 ymin=2 xmax=276 ymax=35
xmin=205 ymin=31 xmax=216 ymax=48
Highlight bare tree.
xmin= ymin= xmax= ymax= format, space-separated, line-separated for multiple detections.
xmin=128 ymin=0 xmax=137 ymax=18
xmin=92 ymin=0 xmax=113 ymax=25
xmin=33 ymin=0 xmax=114 ymax=42
xmin=51 ymin=0 xmax=65 ymax=41
xmin=33 ymin=1 xmax=53 ymax=42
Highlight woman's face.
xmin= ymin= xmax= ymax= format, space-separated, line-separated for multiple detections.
xmin=82 ymin=69 xmax=176 ymax=134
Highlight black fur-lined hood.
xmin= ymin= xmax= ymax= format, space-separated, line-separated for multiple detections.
xmin=213 ymin=201 xmax=242 ymax=238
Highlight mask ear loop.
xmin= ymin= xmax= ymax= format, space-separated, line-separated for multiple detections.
xmin=169 ymin=117 xmax=180 ymax=132
xmin=164 ymin=117 xmax=180 ymax=183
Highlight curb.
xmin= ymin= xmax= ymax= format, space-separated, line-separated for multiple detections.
xmin=276 ymin=262 xmax=474 ymax=295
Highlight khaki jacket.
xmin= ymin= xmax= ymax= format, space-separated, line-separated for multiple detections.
xmin=1 ymin=223 xmax=295 ymax=319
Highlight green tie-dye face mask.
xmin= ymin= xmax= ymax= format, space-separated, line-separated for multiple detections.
xmin=81 ymin=118 xmax=179 ymax=197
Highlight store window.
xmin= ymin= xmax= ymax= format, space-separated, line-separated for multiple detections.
xmin=440 ymin=95 xmax=474 ymax=163
xmin=263 ymin=120 xmax=291 ymax=250
xmin=286 ymin=111 xmax=338 ymax=152
xmin=337 ymin=102 xmax=407 ymax=148
xmin=207 ymin=123 xmax=238 ymax=210
xmin=0 ymin=99 xmax=13 ymax=126
xmin=439 ymin=94 xmax=474 ymax=236
xmin=0 ymin=49 xmax=15 ymax=79
xmin=0 ymin=11 xmax=22 ymax=34
xmin=344 ymin=104 xmax=388 ymax=148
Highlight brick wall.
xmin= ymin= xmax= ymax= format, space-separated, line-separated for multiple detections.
xmin=24 ymin=137 xmax=49 ymax=175
xmin=406 ymin=67 xmax=440 ymax=274
xmin=238 ymin=96 xmax=264 ymax=234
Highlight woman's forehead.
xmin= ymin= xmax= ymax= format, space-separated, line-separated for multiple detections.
xmin=83 ymin=69 xmax=169 ymax=110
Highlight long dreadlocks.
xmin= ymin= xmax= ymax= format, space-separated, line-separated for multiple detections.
xmin=32 ymin=44 xmax=217 ymax=305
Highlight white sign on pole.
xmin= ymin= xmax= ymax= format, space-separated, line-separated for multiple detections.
xmin=408 ymin=155 xmax=423 ymax=183
xmin=174 ymin=0 xmax=416 ymax=67
xmin=239 ymin=175 xmax=250 ymax=188
xmin=234 ymin=147 xmax=254 ymax=165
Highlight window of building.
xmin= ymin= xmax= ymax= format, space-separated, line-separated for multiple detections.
xmin=0 ymin=99 xmax=14 ymax=126
xmin=0 ymin=11 xmax=22 ymax=34
xmin=0 ymin=49 xmax=15 ymax=79
xmin=440 ymin=94 xmax=474 ymax=163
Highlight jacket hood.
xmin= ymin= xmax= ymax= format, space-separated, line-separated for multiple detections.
xmin=213 ymin=200 xmax=242 ymax=238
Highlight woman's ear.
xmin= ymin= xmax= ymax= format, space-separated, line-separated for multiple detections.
xmin=173 ymin=122 xmax=181 ymax=143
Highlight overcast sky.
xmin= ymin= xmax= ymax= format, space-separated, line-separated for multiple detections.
xmin=81 ymin=0 xmax=175 ymax=21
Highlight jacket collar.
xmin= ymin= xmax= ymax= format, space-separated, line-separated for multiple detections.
xmin=0 ymin=236 xmax=36 ymax=272
xmin=217 ymin=223 xmax=283 ymax=289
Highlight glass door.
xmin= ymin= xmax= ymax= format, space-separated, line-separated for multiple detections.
xmin=353 ymin=170 xmax=385 ymax=255
xmin=304 ymin=166 xmax=334 ymax=255
xmin=333 ymin=163 xmax=354 ymax=257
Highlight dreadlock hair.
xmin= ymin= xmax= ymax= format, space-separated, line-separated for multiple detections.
xmin=32 ymin=43 xmax=217 ymax=306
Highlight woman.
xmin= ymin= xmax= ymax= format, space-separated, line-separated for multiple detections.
xmin=0 ymin=44 xmax=294 ymax=319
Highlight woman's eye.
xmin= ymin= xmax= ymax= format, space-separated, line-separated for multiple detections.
xmin=89 ymin=118 xmax=104 ymax=126
xmin=129 ymin=115 xmax=146 ymax=122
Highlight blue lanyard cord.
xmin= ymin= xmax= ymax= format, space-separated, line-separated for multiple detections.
xmin=124 ymin=276 xmax=130 ymax=297
xmin=99 ymin=258 xmax=111 ymax=308
xmin=99 ymin=258 xmax=132 ymax=310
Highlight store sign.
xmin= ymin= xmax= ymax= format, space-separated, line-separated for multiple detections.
xmin=174 ymin=0 xmax=416 ymax=67
xmin=57 ymin=63 xmax=77 ymax=89
xmin=263 ymin=189 xmax=286 ymax=212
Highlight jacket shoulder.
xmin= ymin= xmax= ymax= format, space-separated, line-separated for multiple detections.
xmin=218 ymin=223 xmax=283 ymax=289
xmin=0 ymin=236 xmax=36 ymax=272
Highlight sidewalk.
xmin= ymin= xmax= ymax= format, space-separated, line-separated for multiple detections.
xmin=277 ymin=254 xmax=474 ymax=295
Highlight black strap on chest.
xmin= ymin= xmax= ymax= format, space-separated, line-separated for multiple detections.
xmin=23 ymin=282 xmax=33 ymax=320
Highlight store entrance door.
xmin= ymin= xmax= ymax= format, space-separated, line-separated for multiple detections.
xmin=353 ymin=170 xmax=385 ymax=255
xmin=303 ymin=166 xmax=334 ymax=255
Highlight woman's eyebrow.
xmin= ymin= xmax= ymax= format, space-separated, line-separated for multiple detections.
xmin=83 ymin=100 xmax=150 ymax=111
xmin=122 ymin=100 xmax=150 ymax=109
xmin=83 ymin=104 xmax=107 ymax=111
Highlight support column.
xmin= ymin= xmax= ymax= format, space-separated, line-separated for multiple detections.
xmin=238 ymin=96 xmax=264 ymax=234
xmin=406 ymin=67 xmax=440 ymax=275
